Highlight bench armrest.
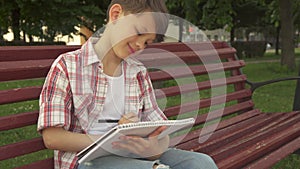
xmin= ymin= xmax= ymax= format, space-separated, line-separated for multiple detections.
xmin=246 ymin=76 xmax=300 ymax=111
xmin=246 ymin=76 xmax=300 ymax=93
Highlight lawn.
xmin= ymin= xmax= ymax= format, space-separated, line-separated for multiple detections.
xmin=1 ymin=48 xmax=300 ymax=168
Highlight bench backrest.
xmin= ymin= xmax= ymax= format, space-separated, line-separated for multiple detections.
xmin=0 ymin=41 xmax=252 ymax=168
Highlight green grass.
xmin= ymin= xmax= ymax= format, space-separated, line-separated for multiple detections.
xmin=243 ymin=62 xmax=298 ymax=112
xmin=1 ymin=49 xmax=300 ymax=168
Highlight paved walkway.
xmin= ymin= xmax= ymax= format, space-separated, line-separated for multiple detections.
xmin=246 ymin=58 xmax=300 ymax=64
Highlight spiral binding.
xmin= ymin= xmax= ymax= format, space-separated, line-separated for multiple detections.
xmin=116 ymin=118 xmax=195 ymax=130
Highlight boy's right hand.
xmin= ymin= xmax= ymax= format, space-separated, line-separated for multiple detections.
xmin=118 ymin=112 xmax=139 ymax=124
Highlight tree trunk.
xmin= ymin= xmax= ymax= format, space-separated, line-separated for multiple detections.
xmin=179 ymin=18 xmax=183 ymax=42
xmin=275 ymin=26 xmax=280 ymax=55
xmin=11 ymin=7 xmax=21 ymax=41
xmin=230 ymin=27 xmax=235 ymax=43
xmin=29 ymin=35 xmax=33 ymax=42
xmin=0 ymin=29 xmax=3 ymax=41
xmin=279 ymin=0 xmax=295 ymax=70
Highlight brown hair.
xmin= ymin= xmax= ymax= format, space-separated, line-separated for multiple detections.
xmin=106 ymin=0 xmax=168 ymax=42
xmin=107 ymin=0 xmax=168 ymax=16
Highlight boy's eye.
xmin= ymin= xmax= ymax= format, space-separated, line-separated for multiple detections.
xmin=135 ymin=27 xmax=142 ymax=36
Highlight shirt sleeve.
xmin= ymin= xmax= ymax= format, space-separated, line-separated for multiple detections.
xmin=37 ymin=56 xmax=72 ymax=132
xmin=139 ymin=70 xmax=167 ymax=121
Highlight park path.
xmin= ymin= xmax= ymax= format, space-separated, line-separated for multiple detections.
xmin=246 ymin=58 xmax=300 ymax=64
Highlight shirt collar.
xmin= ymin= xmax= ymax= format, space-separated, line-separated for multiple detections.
xmin=81 ymin=37 xmax=101 ymax=67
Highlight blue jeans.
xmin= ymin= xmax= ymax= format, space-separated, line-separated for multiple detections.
xmin=77 ymin=148 xmax=218 ymax=169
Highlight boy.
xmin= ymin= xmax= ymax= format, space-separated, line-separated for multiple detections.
xmin=37 ymin=0 xmax=218 ymax=169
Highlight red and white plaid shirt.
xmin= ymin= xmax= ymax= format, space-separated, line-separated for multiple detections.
xmin=37 ymin=37 xmax=167 ymax=169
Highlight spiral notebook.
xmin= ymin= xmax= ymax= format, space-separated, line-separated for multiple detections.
xmin=77 ymin=118 xmax=195 ymax=164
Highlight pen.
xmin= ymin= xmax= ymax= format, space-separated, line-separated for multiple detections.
xmin=98 ymin=119 xmax=119 ymax=123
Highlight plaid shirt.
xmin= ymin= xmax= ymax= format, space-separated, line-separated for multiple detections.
xmin=37 ymin=37 xmax=167 ymax=169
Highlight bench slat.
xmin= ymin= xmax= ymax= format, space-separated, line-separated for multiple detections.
xmin=0 ymin=111 xmax=39 ymax=131
xmin=140 ymin=47 xmax=236 ymax=67
xmin=174 ymin=110 xmax=268 ymax=150
xmin=217 ymin=117 xmax=300 ymax=169
xmin=0 ymin=137 xmax=46 ymax=161
xmin=0 ymin=45 xmax=80 ymax=61
xmin=0 ymin=59 xmax=53 ymax=81
xmin=149 ymin=60 xmax=245 ymax=82
xmin=245 ymin=135 xmax=300 ymax=169
xmin=164 ymin=89 xmax=252 ymax=117
xmin=0 ymin=86 xmax=42 ymax=105
xmin=170 ymin=109 xmax=261 ymax=147
xmin=146 ymin=41 xmax=227 ymax=52
xmin=15 ymin=158 xmax=54 ymax=169
xmin=0 ymin=42 xmax=226 ymax=62
xmin=193 ymin=100 xmax=255 ymax=126
xmin=155 ymin=75 xmax=247 ymax=99
xmin=168 ymin=101 xmax=256 ymax=146
xmin=202 ymin=112 xmax=297 ymax=155
xmin=211 ymin=112 xmax=300 ymax=162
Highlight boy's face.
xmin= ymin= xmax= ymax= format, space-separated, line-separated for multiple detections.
xmin=107 ymin=12 xmax=158 ymax=59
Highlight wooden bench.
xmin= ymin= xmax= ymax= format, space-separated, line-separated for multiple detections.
xmin=1 ymin=42 xmax=300 ymax=169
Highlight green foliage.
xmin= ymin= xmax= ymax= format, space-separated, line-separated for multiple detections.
xmin=165 ymin=0 xmax=205 ymax=28
xmin=202 ymin=0 xmax=268 ymax=31
xmin=0 ymin=1 xmax=11 ymax=38
xmin=0 ymin=0 xmax=108 ymax=41
xmin=202 ymin=0 xmax=234 ymax=30
xmin=231 ymin=41 xmax=267 ymax=58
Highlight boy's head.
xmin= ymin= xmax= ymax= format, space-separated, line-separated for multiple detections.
xmin=106 ymin=0 xmax=168 ymax=43
xmin=100 ymin=0 xmax=169 ymax=59
xmin=107 ymin=0 xmax=168 ymax=21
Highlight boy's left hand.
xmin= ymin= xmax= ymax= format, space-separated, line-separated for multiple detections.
xmin=112 ymin=126 xmax=168 ymax=159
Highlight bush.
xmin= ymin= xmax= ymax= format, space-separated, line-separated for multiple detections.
xmin=231 ymin=41 xmax=267 ymax=58
xmin=0 ymin=40 xmax=66 ymax=46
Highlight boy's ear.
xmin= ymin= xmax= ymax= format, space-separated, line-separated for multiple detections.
xmin=109 ymin=4 xmax=123 ymax=23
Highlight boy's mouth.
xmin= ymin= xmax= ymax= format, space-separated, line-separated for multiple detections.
xmin=128 ymin=44 xmax=135 ymax=54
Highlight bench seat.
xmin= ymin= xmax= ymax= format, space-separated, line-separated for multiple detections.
xmin=0 ymin=41 xmax=299 ymax=169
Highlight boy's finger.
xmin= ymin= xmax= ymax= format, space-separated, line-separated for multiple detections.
xmin=118 ymin=112 xmax=139 ymax=124
xmin=123 ymin=112 xmax=136 ymax=119
xmin=149 ymin=126 xmax=167 ymax=137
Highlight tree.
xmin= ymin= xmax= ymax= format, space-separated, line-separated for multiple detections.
xmin=78 ymin=0 xmax=110 ymax=41
xmin=0 ymin=0 xmax=21 ymax=41
xmin=279 ymin=0 xmax=295 ymax=70
xmin=202 ymin=0 xmax=268 ymax=43
xmin=0 ymin=0 xmax=108 ymax=42
xmin=0 ymin=0 xmax=11 ymax=40
xmin=293 ymin=0 xmax=300 ymax=47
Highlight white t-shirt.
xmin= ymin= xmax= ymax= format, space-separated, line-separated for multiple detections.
xmin=88 ymin=68 xmax=125 ymax=135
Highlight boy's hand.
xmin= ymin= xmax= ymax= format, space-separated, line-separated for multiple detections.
xmin=118 ymin=112 xmax=139 ymax=124
xmin=112 ymin=126 xmax=169 ymax=160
